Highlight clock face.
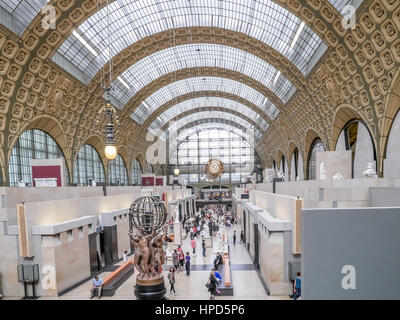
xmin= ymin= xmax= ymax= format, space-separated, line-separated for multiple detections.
xmin=209 ymin=160 xmax=221 ymax=174
xmin=205 ymin=159 xmax=224 ymax=180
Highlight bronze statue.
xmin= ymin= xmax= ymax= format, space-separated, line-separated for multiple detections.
xmin=150 ymin=227 xmax=167 ymax=275
xmin=129 ymin=227 xmax=165 ymax=280
xmin=128 ymin=196 xmax=168 ymax=299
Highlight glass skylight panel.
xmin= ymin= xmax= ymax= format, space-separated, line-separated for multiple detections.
xmin=174 ymin=111 xmax=255 ymax=132
xmin=328 ymin=0 xmax=363 ymax=13
xmin=148 ymin=97 xmax=269 ymax=131
xmin=0 ymin=0 xmax=51 ymax=35
xmin=176 ymin=123 xmax=258 ymax=143
xmin=110 ymin=43 xmax=293 ymax=106
xmin=55 ymin=0 xmax=324 ymax=80
xmin=169 ymin=111 xmax=262 ymax=139
xmin=133 ymin=77 xmax=278 ymax=124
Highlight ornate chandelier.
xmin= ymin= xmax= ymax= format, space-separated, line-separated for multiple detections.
xmin=96 ymin=0 xmax=121 ymax=160
xmin=96 ymin=96 xmax=120 ymax=160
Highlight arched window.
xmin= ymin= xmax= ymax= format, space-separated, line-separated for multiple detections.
xmin=336 ymin=120 xmax=375 ymax=178
xmin=385 ymin=110 xmax=400 ymax=177
xmin=109 ymin=154 xmax=128 ymax=185
xmin=155 ymin=166 xmax=163 ymax=176
xmin=145 ymin=163 xmax=154 ymax=174
xmin=131 ymin=159 xmax=142 ymax=185
xmin=307 ymin=139 xmax=325 ymax=180
xmin=290 ymin=148 xmax=299 ymax=181
xmin=280 ymin=156 xmax=286 ymax=174
xmin=9 ymin=129 xmax=69 ymax=187
xmin=74 ymin=144 xmax=105 ymax=186
xmin=171 ymin=128 xmax=261 ymax=184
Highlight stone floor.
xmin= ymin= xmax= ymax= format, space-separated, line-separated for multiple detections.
xmin=34 ymin=223 xmax=290 ymax=300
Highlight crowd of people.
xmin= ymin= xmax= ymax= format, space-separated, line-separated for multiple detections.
xmin=88 ymin=202 xmax=301 ymax=300
xmin=200 ymin=191 xmax=231 ymax=200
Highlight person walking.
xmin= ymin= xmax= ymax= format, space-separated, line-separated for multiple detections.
xmin=178 ymin=248 xmax=185 ymax=272
xmin=293 ymin=272 xmax=302 ymax=300
xmin=172 ymin=249 xmax=179 ymax=271
xmin=123 ymin=250 xmax=128 ymax=263
xmin=207 ymin=270 xmax=218 ymax=300
xmin=202 ymin=239 xmax=206 ymax=257
xmin=168 ymin=267 xmax=176 ymax=294
xmin=233 ymin=231 xmax=236 ymax=245
xmin=193 ymin=226 xmax=197 ymax=238
xmin=185 ymin=252 xmax=191 ymax=276
xmin=190 ymin=238 xmax=196 ymax=255
xmin=240 ymin=231 xmax=244 ymax=244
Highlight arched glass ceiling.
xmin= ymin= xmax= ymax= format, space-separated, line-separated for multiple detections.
xmin=55 ymin=0 xmax=325 ymax=77
xmin=155 ymin=111 xmax=262 ymax=139
xmin=328 ymin=0 xmax=363 ymax=13
xmin=0 ymin=0 xmax=51 ymax=35
xmin=110 ymin=43 xmax=293 ymax=106
xmin=132 ymin=77 xmax=278 ymax=124
xmin=174 ymin=123 xmax=256 ymax=146
xmin=148 ymin=97 xmax=269 ymax=132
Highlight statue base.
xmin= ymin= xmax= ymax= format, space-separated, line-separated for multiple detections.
xmin=134 ymin=276 xmax=167 ymax=300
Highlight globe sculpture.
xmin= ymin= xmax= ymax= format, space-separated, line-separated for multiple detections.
xmin=129 ymin=196 xmax=167 ymax=235
xmin=128 ymin=196 xmax=168 ymax=300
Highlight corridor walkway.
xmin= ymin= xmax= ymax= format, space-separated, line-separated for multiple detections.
xmin=37 ymin=224 xmax=289 ymax=300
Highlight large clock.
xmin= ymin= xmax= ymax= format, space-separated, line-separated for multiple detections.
xmin=205 ymin=158 xmax=224 ymax=180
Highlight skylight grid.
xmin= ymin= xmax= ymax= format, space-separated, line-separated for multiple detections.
xmin=132 ymin=77 xmax=277 ymax=124
xmin=110 ymin=43 xmax=293 ymax=106
xmin=55 ymin=0 xmax=324 ymax=80
xmin=0 ymin=0 xmax=51 ymax=35
xmin=175 ymin=123 xmax=255 ymax=142
xmin=152 ymin=117 xmax=262 ymax=141
xmin=328 ymin=0 xmax=363 ymax=13
xmin=148 ymin=97 xmax=269 ymax=131
xmin=174 ymin=111 xmax=260 ymax=136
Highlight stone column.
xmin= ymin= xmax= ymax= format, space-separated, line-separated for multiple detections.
xmin=174 ymin=208 xmax=182 ymax=246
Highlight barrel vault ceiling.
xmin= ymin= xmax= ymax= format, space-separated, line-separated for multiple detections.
xmin=0 ymin=0 xmax=399 ymax=183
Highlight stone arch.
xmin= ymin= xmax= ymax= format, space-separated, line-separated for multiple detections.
xmin=304 ymin=128 xmax=325 ymax=161
xmin=381 ymin=69 xmax=400 ymax=174
xmin=287 ymin=141 xmax=298 ymax=180
xmin=7 ymin=114 xmax=72 ymax=184
xmin=304 ymin=128 xmax=325 ymax=180
xmin=287 ymin=141 xmax=298 ymax=165
xmin=135 ymin=153 xmax=147 ymax=174
xmin=0 ymin=148 xmax=5 ymax=186
xmin=331 ymin=104 xmax=364 ymax=151
xmin=277 ymin=150 xmax=284 ymax=170
xmin=73 ymin=134 xmax=107 ymax=185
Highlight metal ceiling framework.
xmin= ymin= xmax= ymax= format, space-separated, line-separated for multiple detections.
xmin=2 ymin=0 xmax=391 ymax=183
xmin=39 ymin=0 xmax=327 ymax=138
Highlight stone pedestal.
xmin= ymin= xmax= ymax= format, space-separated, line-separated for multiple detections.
xmin=134 ymin=276 xmax=167 ymax=300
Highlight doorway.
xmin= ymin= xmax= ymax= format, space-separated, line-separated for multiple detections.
xmin=253 ymin=224 xmax=260 ymax=269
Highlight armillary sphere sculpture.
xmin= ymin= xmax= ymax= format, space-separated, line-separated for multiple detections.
xmin=128 ymin=196 xmax=168 ymax=300
xmin=205 ymin=158 xmax=224 ymax=180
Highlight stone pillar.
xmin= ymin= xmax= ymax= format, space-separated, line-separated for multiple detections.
xmin=174 ymin=208 xmax=182 ymax=246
